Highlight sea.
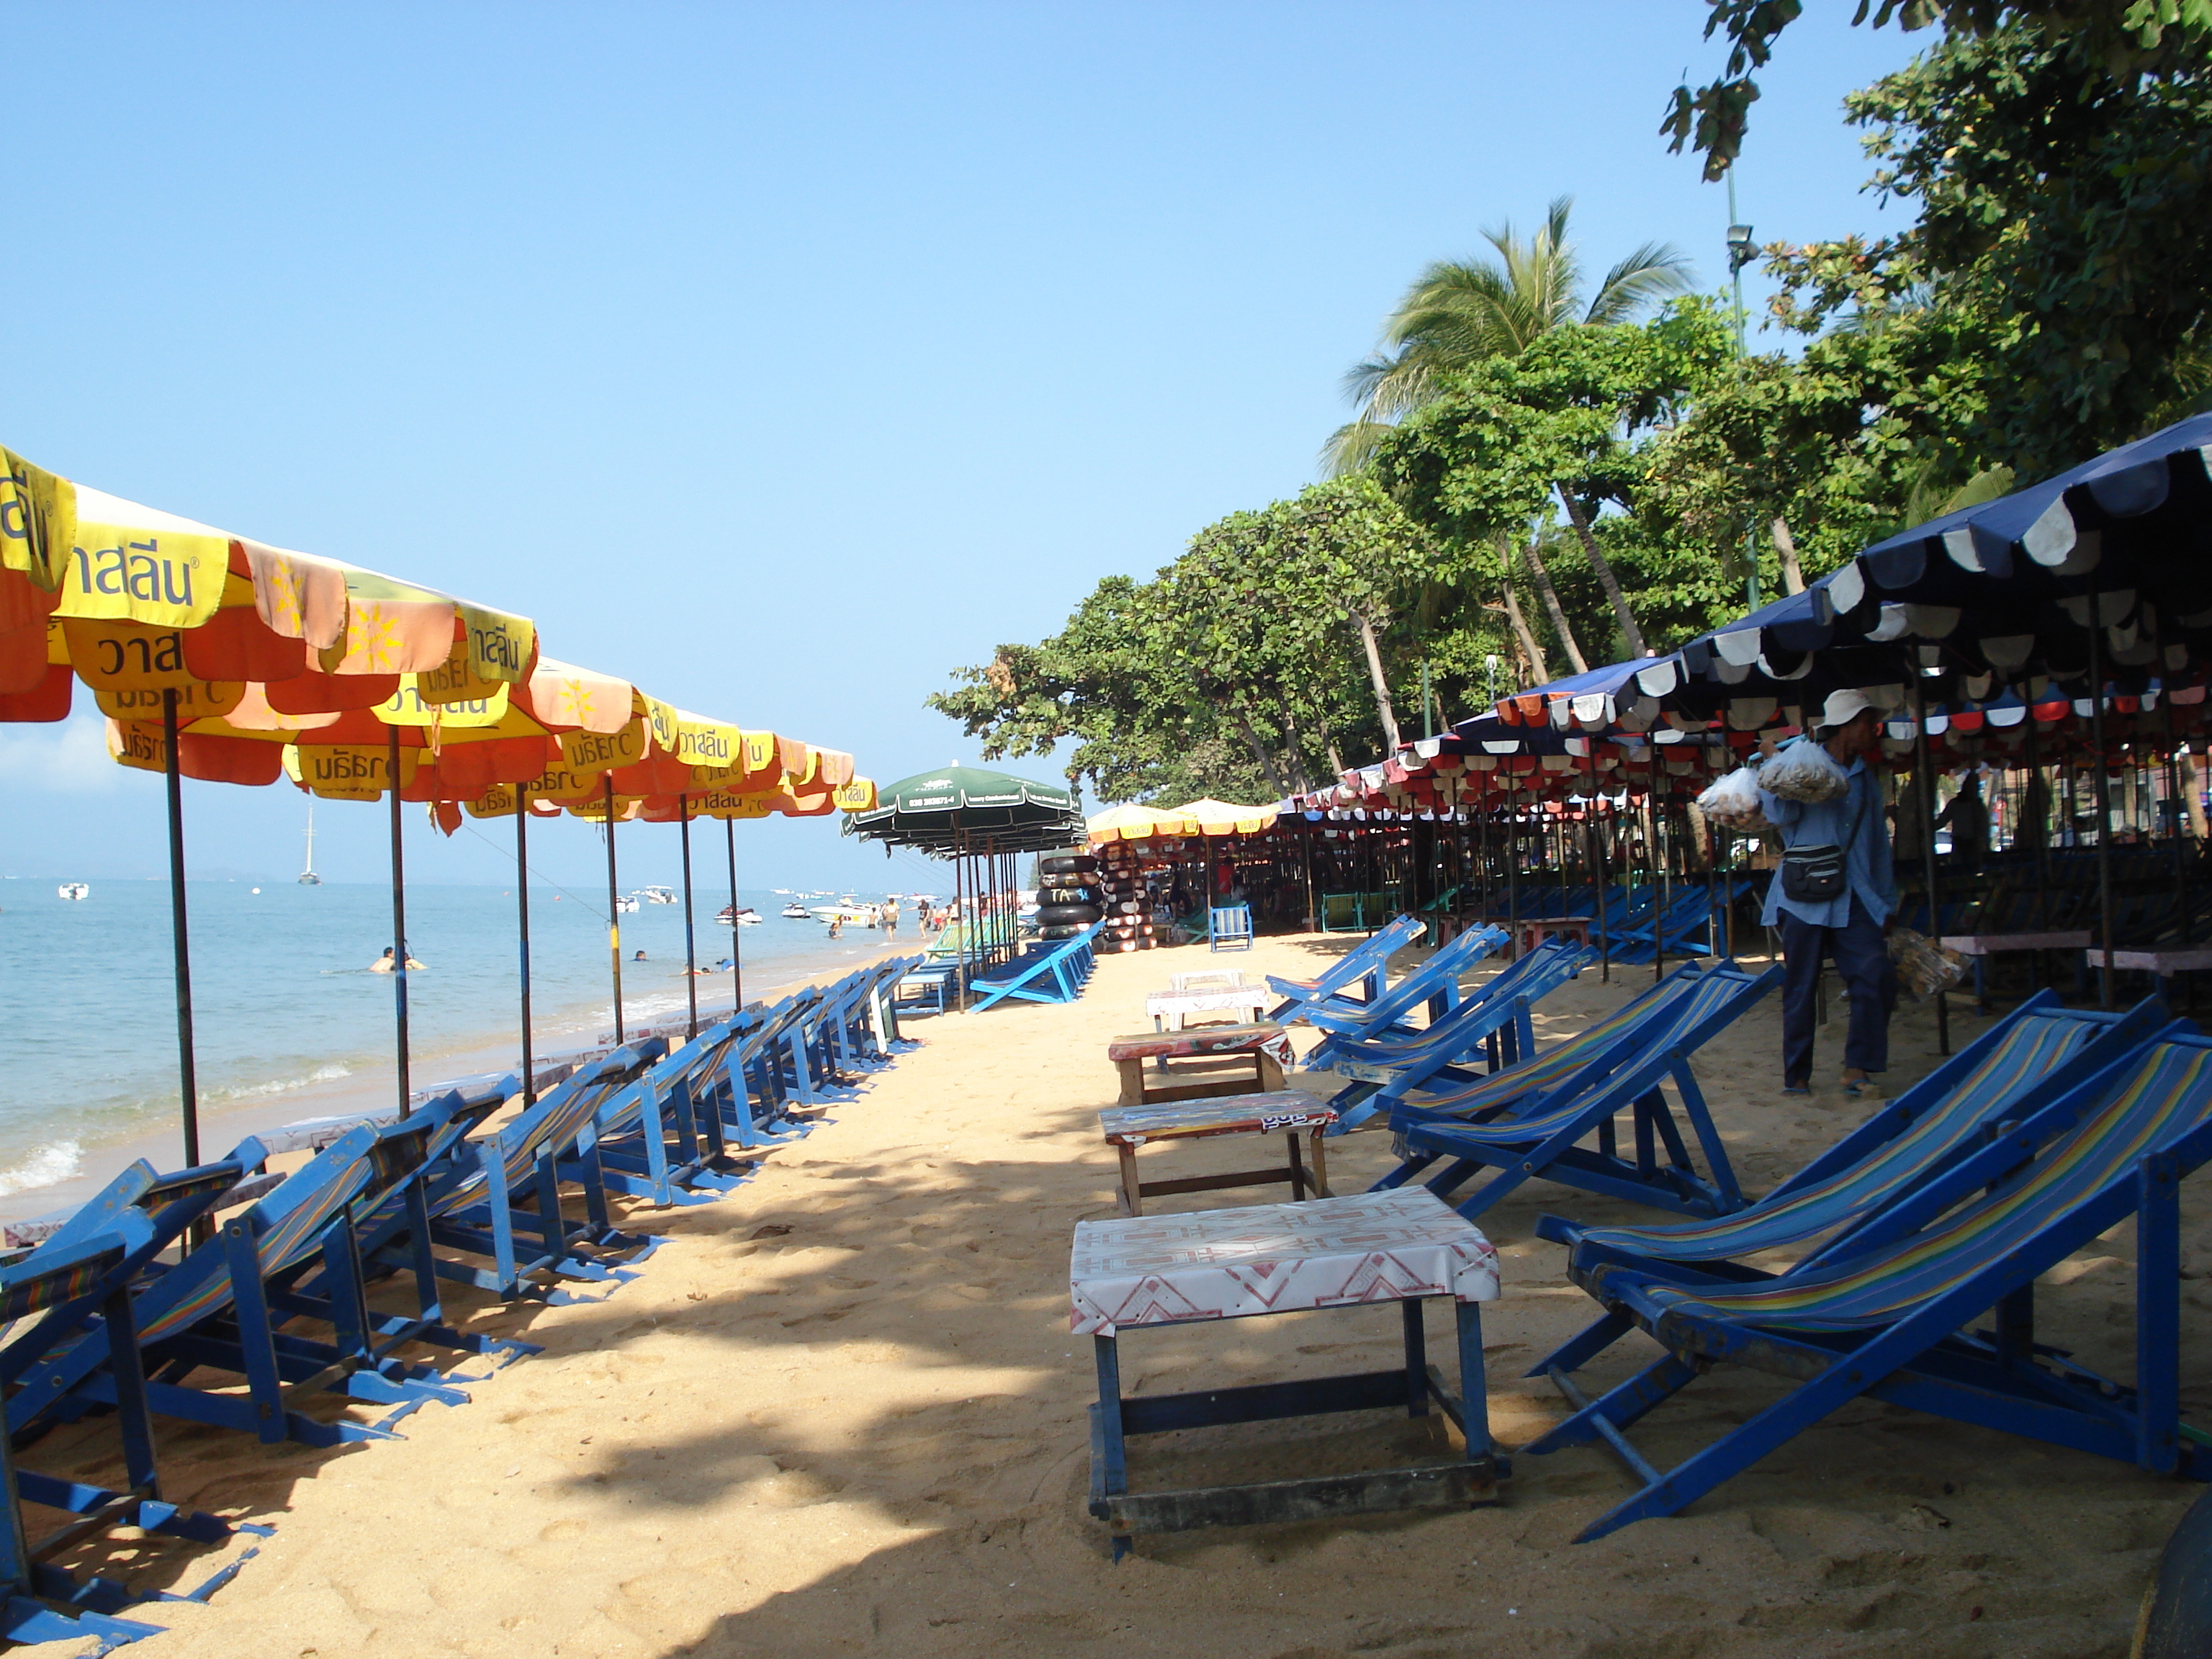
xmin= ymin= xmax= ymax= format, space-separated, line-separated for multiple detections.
xmin=0 ymin=878 xmax=893 ymax=1208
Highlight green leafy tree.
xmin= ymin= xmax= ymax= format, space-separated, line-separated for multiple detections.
xmin=1665 ymin=0 xmax=2212 ymax=179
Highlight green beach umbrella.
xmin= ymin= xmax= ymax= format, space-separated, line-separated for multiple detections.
xmin=847 ymin=764 xmax=1082 ymax=853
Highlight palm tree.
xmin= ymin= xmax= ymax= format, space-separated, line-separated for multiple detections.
xmin=1326 ymin=197 xmax=1691 ymax=665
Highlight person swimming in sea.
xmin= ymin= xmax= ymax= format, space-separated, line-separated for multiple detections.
xmin=369 ymin=946 xmax=426 ymax=974
xmin=634 ymin=948 xmax=648 ymax=962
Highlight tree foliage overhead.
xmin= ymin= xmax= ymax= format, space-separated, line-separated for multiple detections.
xmin=1665 ymin=0 xmax=2212 ymax=180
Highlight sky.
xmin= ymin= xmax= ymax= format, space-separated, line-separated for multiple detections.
xmin=0 ymin=2 xmax=1923 ymax=891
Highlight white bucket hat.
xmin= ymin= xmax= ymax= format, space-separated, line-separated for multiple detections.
xmin=1815 ymin=688 xmax=1877 ymax=731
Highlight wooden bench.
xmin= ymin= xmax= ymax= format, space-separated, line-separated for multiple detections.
xmin=1940 ymin=930 xmax=2093 ymax=1012
xmin=1073 ymin=1188 xmax=1506 ymax=1560
xmin=1098 ymin=1092 xmax=1336 ymax=1215
xmin=1106 ymin=1022 xmax=1291 ymax=1107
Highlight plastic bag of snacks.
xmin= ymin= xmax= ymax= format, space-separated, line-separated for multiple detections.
xmin=1695 ymin=760 xmax=1771 ymax=832
xmin=1889 ymin=927 xmax=1966 ymax=1000
xmin=1760 ymin=734 xmax=1852 ymax=804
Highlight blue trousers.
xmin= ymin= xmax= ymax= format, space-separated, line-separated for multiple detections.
xmin=1779 ymin=899 xmax=1897 ymax=1086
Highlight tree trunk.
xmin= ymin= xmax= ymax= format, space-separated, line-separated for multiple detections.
xmin=1519 ymin=533 xmax=1586 ymax=675
xmin=1278 ymin=706 xmax=1316 ymax=796
xmin=1498 ymin=576 xmax=1552 ymax=688
xmin=1771 ymin=516 xmax=1806 ymax=595
xmin=1353 ymin=611 xmax=1402 ymax=750
xmin=1555 ymin=485 xmax=1646 ymax=657
xmin=2185 ymin=747 xmax=2209 ymax=840
xmin=1312 ymin=706 xmax=1346 ymax=778
xmin=1236 ymin=714 xmax=1287 ymax=799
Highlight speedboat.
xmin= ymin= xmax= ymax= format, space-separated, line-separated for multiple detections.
xmin=636 ymin=886 xmax=680 ymax=905
xmin=56 ymin=883 xmax=88 ymax=901
xmin=613 ymin=894 xmax=641 ymax=914
xmin=716 ymin=904 xmax=763 ymax=926
xmin=808 ymin=899 xmax=879 ymax=926
xmin=780 ymin=902 xmax=811 ymax=920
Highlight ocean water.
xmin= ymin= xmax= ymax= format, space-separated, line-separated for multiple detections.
xmin=0 ymin=878 xmax=891 ymax=1198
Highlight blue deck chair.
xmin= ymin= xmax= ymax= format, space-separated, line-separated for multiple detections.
xmin=587 ymin=1024 xmax=797 ymax=1206
xmin=6 ymin=1111 xmax=477 ymax=1449
xmin=1295 ymin=923 xmax=1511 ymax=1043
xmin=968 ymin=923 xmax=1104 ymax=1011
xmin=1306 ymin=936 xmax=1591 ymax=1082
xmin=1208 ymin=903 xmax=1253 ymax=952
xmin=1264 ymin=914 xmax=1426 ymax=1022
xmin=1524 ymin=1028 xmax=2212 ymax=1539
xmin=0 ymin=1233 xmax=270 ymax=1652
xmin=356 ymin=1046 xmax=671 ymax=1300
xmin=1527 ymin=992 xmax=2170 ymax=1381
xmin=1376 ymin=962 xmax=1781 ymax=1220
xmin=1336 ymin=958 xmax=1723 ymax=1136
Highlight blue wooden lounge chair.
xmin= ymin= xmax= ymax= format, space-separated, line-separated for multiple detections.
xmin=1305 ymin=936 xmax=1591 ymax=1082
xmin=1295 ymin=923 xmax=1511 ymax=1043
xmin=1526 ymin=992 xmax=2171 ymax=1382
xmin=0 ymin=1233 xmax=268 ymax=1652
xmin=6 ymin=1110 xmax=478 ymax=1449
xmin=1525 ymin=1028 xmax=2212 ymax=1539
xmin=355 ymin=1046 xmax=671 ymax=1300
xmin=1337 ymin=958 xmax=1722 ymax=1137
xmin=1375 ymin=962 xmax=1781 ymax=1220
xmin=589 ymin=1027 xmax=775 ymax=1206
xmin=968 ymin=923 xmax=1104 ymax=1011
xmin=1264 ymin=914 xmax=1425 ymax=1022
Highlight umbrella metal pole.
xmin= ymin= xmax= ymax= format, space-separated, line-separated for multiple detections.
xmin=388 ymin=727 xmax=411 ymax=1118
xmin=1505 ymin=781 xmax=1519 ymax=960
xmin=1911 ymin=683 xmax=1951 ymax=1051
xmin=2088 ymin=614 xmax=2116 ymax=1010
xmin=517 ymin=785 xmax=534 ymax=1107
xmin=1650 ymin=748 xmax=1666 ymax=984
xmin=2026 ymin=717 xmax=2049 ymax=930
xmin=726 ymin=818 xmax=745 ymax=1011
xmin=1584 ymin=748 xmax=1611 ymax=981
xmin=680 ymin=796 xmax=698 ymax=1041
xmin=161 ymin=691 xmax=201 ymax=1169
xmin=606 ymin=773 xmax=624 ymax=1044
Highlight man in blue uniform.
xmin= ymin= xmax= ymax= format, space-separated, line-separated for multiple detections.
xmin=1757 ymin=688 xmax=1898 ymax=1098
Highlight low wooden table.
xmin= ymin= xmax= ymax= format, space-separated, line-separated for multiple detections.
xmin=1145 ymin=986 xmax=1272 ymax=1035
xmin=1099 ymin=1092 xmax=1336 ymax=1215
xmin=1106 ymin=1022 xmax=1292 ymax=1107
xmin=1071 ymin=1188 xmax=1506 ymax=1560
xmin=1939 ymin=930 xmax=2093 ymax=1012
xmin=1510 ymin=915 xmax=1593 ymax=957
xmin=2082 ymin=946 xmax=2212 ymax=1000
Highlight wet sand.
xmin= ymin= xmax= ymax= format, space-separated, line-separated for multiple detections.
xmin=24 ymin=932 xmax=2198 ymax=1658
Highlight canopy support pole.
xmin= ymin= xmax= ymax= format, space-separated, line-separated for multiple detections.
xmin=1911 ymin=682 xmax=1951 ymax=1051
xmin=162 ymin=690 xmax=201 ymax=1168
xmin=1650 ymin=747 xmax=1666 ymax=985
xmin=1505 ymin=780 xmax=1519 ymax=960
xmin=606 ymin=773 xmax=624 ymax=1045
xmin=2088 ymin=614 xmax=2116 ymax=1010
xmin=726 ymin=818 xmax=745 ymax=1012
xmin=517 ymin=784 xmax=534 ymax=1107
xmin=1583 ymin=746 xmax=1611 ymax=982
xmin=388 ymin=727 xmax=411 ymax=1117
xmin=680 ymin=795 xmax=698 ymax=1041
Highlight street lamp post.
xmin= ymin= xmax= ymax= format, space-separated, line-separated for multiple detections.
xmin=1727 ymin=171 xmax=1760 ymax=613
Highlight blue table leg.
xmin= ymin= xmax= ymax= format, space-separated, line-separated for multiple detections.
xmin=1401 ymin=1298 xmax=1428 ymax=1418
xmin=1093 ymin=1334 xmax=1130 ymax=1561
xmin=1457 ymin=1301 xmax=1491 ymax=1461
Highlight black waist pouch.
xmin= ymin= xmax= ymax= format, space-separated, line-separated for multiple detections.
xmin=1781 ymin=843 xmax=1846 ymax=904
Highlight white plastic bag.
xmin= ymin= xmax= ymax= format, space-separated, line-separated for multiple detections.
xmin=1889 ymin=927 xmax=1966 ymax=1000
xmin=1696 ymin=762 xmax=1771 ymax=832
xmin=1761 ymin=734 xmax=1852 ymax=804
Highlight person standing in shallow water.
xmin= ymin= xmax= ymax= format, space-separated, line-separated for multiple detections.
xmin=1757 ymin=688 xmax=1899 ymax=1100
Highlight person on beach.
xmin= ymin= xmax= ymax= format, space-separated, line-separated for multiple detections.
xmin=882 ymin=897 xmax=899 ymax=938
xmin=828 ymin=914 xmax=844 ymax=939
xmin=1757 ymin=688 xmax=1899 ymax=1100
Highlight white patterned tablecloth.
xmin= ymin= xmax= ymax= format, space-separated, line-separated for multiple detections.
xmin=1098 ymin=1092 xmax=1338 ymax=1145
xmin=1070 ymin=1187 xmax=1498 ymax=1335
xmin=1146 ymin=988 xmax=1273 ymax=1022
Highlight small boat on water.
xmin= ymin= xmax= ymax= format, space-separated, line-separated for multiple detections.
xmin=299 ymin=804 xmax=322 ymax=886
xmin=56 ymin=883 xmax=88 ymax=901
xmin=780 ymin=902 xmax=811 ymax=920
xmin=809 ymin=897 xmax=880 ymax=927
xmin=716 ymin=904 xmax=763 ymax=926
xmin=636 ymin=886 xmax=680 ymax=906
xmin=613 ymin=894 xmax=641 ymax=914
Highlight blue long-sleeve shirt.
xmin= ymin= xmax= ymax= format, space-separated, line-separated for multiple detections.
xmin=1757 ymin=751 xmax=1898 ymax=930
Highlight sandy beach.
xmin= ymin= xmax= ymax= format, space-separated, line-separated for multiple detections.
xmin=27 ymin=931 xmax=2198 ymax=1659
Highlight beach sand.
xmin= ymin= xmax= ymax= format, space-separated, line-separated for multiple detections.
xmin=27 ymin=932 xmax=2201 ymax=1658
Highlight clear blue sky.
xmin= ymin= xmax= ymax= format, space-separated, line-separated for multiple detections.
xmin=0 ymin=2 xmax=1920 ymax=891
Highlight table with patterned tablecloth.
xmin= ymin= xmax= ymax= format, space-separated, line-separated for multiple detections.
xmin=1072 ymin=1189 xmax=1506 ymax=1558
xmin=1095 ymin=1092 xmax=1339 ymax=1216
xmin=1105 ymin=1022 xmax=1293 ymax=1106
